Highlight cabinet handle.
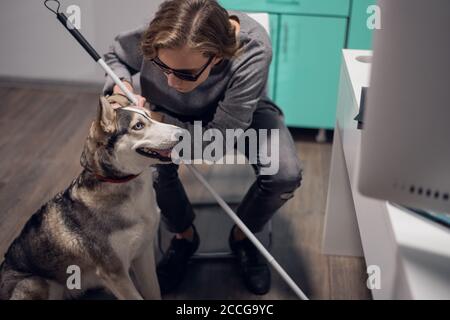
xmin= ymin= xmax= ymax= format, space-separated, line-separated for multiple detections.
xmin=267 ymin=0 xmax=300 ymax=5
xmin=283 ymin=22 xmax=289 ymax=58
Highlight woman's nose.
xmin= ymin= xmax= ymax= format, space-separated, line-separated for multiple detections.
xmin=167 ymin=73 xmax=182 ymax=88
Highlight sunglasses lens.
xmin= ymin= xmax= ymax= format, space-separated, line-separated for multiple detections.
xmin=152 ymin=57 xmax=211 ymax=82
xmin=174 ymin=72 xmax=196 ymax=81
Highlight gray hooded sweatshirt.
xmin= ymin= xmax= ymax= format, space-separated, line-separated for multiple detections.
xmin=102 ymin=10 xmax=282 ymax=137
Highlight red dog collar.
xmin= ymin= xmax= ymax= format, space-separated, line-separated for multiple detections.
xmin=95 ymin=173 xmax=140 ymax=184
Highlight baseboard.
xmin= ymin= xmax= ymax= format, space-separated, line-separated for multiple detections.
xmin=0 ymin=76 xmax=103 ymax=93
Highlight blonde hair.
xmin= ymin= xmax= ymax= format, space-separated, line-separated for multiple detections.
xmin=141 ymin=0 xmax=241 ymax=60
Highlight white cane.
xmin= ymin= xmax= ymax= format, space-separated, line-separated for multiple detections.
xmin=44 ymin=0 xmax=309 ymax=300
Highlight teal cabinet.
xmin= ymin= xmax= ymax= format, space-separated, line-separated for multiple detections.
xmin=220 ymin=0 xmax=374 ymax=129
xmin=220 ymin=0 xmax=350 ymax=16
xmin=347 ymin=0 xmax=376 ymax=49
xmin=276 ymin=15 xmax=347 ymax=128
xmin=268 ymin=14 xmax=279 ymax=99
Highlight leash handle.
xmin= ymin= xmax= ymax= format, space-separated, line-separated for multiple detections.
xmin=56 ymin=12 xmax=101 ymax=62
xmin=55 ymin=12 xmax=138 ymax=104
xmin=45 ymin=0 xmax=138 ymax=105
xmin=45 ymin=0 xmax=99 ymax=61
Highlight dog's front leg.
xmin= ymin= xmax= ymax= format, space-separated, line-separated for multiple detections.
xmin=131 ymin=245 xmax=161 ymax=300
xmin=96 ymin=268 xmax=143 ymax=300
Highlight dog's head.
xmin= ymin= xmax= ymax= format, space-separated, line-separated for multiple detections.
xmin=81 ymin=97 xmax=183 ymax=177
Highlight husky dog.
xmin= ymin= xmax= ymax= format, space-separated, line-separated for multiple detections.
xmin=0 ymin=96 xmax=183 ymax=300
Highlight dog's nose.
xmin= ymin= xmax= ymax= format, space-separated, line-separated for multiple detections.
xmin=176 ymin=128 xmax=186 ymax=139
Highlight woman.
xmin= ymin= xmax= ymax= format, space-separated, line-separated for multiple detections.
xmin=103 ymin=0 xmax=303 ymax=296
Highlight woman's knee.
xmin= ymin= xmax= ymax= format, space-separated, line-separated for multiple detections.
xmin=257 ymin=162 xmax=303 ymax=195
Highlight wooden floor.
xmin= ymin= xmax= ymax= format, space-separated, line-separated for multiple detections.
xmin=0 ymin=85 xmax=371 ymax=300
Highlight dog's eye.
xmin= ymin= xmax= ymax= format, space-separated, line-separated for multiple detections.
xmin=132 ymin=122 xmax=145 ymax=131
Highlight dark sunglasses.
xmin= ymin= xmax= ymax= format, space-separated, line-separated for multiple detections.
xmin=151 ymin=55 xmax=214 ymax=82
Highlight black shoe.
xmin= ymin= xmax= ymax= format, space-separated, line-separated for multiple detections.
xmin=157 ymin=224 xmax=200 ymax=294
xmin=229 ymin=227 xmax=271 ymax=295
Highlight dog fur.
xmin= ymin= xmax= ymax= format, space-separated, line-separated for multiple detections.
xmin=0 ymin=97 xmax=182 ymax=300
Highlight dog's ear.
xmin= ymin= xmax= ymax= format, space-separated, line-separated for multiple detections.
xmin=97 ymin=96 xmax=116 ymax=134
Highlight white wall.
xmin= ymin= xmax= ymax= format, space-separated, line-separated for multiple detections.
xmin=0 ymin=0 xmax=163 ymax=84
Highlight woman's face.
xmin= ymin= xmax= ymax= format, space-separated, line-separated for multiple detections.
xmin=157 ymin=45 xmax=222 ymax=93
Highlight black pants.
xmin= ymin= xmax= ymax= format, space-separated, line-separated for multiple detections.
xmin=152 ymin=101 xmax=303 ymax=234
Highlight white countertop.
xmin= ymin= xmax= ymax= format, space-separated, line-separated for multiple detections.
xmin=342 ymin=49 xmax=372 ymax=109
xmin=387 ymin=203 xmax=450 ymax=299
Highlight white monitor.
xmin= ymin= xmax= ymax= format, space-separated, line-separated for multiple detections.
xmin=358 ymin=0 xmax=450 ymax=213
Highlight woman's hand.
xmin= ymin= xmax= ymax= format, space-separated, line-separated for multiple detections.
xmin=113 ymin=81 xmax=146 ymax=108
xmin=149 ymin=110 xmax=165 ymax=122
xmin=113 ymin=81 xmax=165 ymax=122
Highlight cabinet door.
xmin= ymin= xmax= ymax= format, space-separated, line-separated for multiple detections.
xmin=275 ymin=15 xmax=347 ymax=128
xmin=347 ymin=0 xmax=376 ymax=49
xmin=268 ymin=14 xmax=279 ymax=100
xmin=219 ymin=0 xmax=350 ymax=17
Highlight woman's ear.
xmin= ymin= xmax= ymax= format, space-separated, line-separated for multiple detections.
xmin=97 ymin=96 xmax=116 ymax=134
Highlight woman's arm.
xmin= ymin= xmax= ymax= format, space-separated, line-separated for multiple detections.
xmin=102 ymin=25 xmax=147 ymax=96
